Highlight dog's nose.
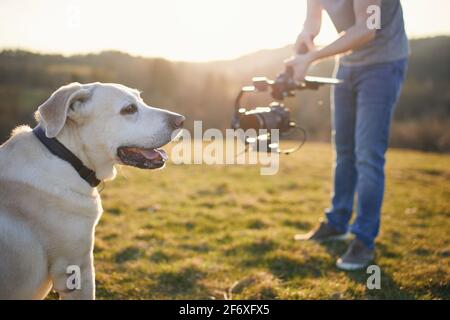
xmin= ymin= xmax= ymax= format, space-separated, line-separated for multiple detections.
xmin=168 ymin=114 xmax=185 ymax=129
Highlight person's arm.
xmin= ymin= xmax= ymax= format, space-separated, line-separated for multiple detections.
xmin=295 ymin=0 xmax=323 ymax=53
xmin=287 ymin=0 xmax=381 ymax=80
xmin=310 ymin=0 xmax=380 ymax=61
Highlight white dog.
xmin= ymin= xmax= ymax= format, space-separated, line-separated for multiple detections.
xmin=0 ymin=82 xmax=184 ymax=299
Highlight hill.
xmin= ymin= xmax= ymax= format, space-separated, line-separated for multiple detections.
xmin=1 ymin=37 xmax=449 ymax=152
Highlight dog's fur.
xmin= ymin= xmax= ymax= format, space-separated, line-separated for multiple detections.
xmin=0 ymin=82 xmax=184 ymax=299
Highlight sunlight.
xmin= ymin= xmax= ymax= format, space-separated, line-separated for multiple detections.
xmin=0 ymin=0 xmax=449 ymax=61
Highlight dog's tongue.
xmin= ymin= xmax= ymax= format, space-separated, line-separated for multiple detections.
xmin=139 ymin=148 xmax=168 ymax=161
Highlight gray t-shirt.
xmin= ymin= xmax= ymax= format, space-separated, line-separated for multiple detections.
xmin=320 ymin=0 xmax=409 ymax=66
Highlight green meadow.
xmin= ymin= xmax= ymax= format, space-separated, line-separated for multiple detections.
xmin=86 ymin=143 xmax=449 ymax=300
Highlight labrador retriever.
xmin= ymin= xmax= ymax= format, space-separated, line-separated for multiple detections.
xmin=0 ymin=82 xmax=185 ymax=299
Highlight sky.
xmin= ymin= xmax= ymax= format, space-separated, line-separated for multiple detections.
xmin=0 ymin=0 xmax=449 ymax=62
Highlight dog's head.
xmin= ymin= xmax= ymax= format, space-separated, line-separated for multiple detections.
xmin=36 ymin=82 xmax=185 ymax=179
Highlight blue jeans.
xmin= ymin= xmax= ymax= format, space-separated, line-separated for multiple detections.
xmin=325 ymin=59 xmax=408 ymax=249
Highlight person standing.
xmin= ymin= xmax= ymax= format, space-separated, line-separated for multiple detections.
xmin=289 ymin=0 xmax=409 ymax=270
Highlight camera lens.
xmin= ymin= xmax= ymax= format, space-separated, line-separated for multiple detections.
xmin=238 ymin=112 xmax=264 ymax=131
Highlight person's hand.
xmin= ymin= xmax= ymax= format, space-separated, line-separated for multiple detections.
xmin=284 ymin=52 xmax=316 ymax=82
xmin=294 ymin=31 xmax=316 ymax=54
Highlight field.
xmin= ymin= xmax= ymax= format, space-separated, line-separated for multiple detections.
xmin=88 ymin=143 xmax=449 ymax=300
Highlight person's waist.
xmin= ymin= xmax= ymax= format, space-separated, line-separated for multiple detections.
xmin=339 ymin=53 xmax=409 ymax=67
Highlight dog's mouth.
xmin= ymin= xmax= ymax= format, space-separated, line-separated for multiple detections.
xmin=117 ymin=146 xmax=168 ymax=169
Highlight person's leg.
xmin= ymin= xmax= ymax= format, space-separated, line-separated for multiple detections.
xmin=325 ymin=65 xmax=358 ymax=234
xmin=350 ymin=59 xmax=408 ymax=249
xmin=294 ymin=65 xmax=357 ymax=242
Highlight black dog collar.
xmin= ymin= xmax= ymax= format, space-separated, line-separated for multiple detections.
xmin=33 ymin=126 xmax=101 ymax=188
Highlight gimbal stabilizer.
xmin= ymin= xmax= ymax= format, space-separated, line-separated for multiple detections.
xmin=231 ymin=65 xmax=341 ymax=154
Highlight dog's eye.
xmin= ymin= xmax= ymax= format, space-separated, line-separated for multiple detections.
xmin=120 ymin=104 xmax=138 ymax=115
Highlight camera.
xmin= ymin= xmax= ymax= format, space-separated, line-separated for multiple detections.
xmin=235 ymin=102 xmax=293 ymax=133
xmin=231 ymin=66 xmax=341 ymax=154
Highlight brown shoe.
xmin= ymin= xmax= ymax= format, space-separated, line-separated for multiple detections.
xmin=294 ymin=220 xmax=350 ymax=242
xmin=336 ymin=238 xmax=375 ymax=271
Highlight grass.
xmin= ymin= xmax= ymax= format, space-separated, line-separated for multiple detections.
xmin=87 ymin=142 xmax=449 ymax=300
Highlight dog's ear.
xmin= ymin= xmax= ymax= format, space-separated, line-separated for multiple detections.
xmin=37 ymin=82 xmax=91 ymax=138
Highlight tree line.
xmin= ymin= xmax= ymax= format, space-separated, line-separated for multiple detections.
xmin=1 ymin=37 xmax=449 ymax=152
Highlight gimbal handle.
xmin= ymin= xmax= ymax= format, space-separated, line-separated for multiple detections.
xmin=249 ymin=75 xmax=341 ymax=93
